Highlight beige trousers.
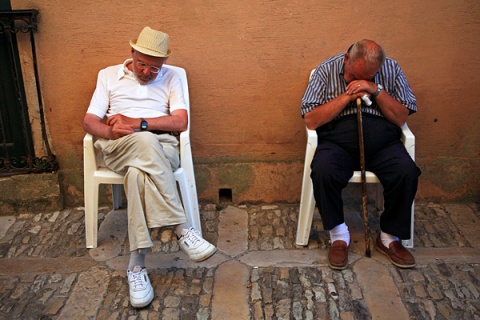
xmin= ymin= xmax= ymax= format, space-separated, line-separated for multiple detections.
xmin=95 ymin=132 xmax=187 ymax=251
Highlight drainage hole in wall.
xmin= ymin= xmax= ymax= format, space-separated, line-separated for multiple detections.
xmin=219 ymin=188 xmax=233 ymax=203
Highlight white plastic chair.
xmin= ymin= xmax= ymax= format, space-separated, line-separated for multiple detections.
xmin=296 ymin=70 xmax=415 ymax=248
xmin=83 ymin=65 xmax=201 ymax=249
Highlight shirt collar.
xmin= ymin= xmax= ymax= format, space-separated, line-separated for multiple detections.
xmin=116 ymin=59 xmax=131 ymax=80
xmin=117 ymin=58 xmax=165 ymax=82
xmin=339 ymin=53 xmax=346 ymax=76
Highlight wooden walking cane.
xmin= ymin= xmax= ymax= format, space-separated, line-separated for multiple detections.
xmin=356 ymin=97 xmax=371 ymax=257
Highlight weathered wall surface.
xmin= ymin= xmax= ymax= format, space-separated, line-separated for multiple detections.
xmin=12 ymin=0 xmax=480 ymax=205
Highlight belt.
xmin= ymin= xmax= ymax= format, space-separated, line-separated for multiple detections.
xmin=150 ymin=130 xmax=172 ymax=135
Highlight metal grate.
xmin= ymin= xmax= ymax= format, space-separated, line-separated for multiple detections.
xmin=0 ymin=10 xmax=58 ymax=176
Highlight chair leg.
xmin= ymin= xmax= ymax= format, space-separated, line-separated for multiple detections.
xmin=174 ymin=168 xmax=202 ymax=236
xmin=112 ymin=184 xmax=124 ymax=210
xmin=402 ymin=201 xmax=415 ymax=248
xmin=181 ymin=164 xmax=202 ymax=234
xmin=375 ymin=183 xmax=384 ymax=211
xmin=296 ymin=176 xmax=316 ymax=246
xmin=85 ymin=182 xmax=99 ymax=248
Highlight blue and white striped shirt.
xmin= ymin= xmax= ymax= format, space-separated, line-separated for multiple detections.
xmin=300 ymin=53 xmax=417 ymax=119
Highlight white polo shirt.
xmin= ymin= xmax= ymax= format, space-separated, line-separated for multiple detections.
xmin=87 ymin=59 xmax=187 ymax=119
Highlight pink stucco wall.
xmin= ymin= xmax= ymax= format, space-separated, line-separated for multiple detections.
xmin=12 ymin=0 xmax=480 ymax=205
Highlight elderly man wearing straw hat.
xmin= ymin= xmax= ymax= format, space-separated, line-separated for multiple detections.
xmin=83 ymin=27 xmax=216 ymax=308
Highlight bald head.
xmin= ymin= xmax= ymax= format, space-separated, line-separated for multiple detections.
xmin=342 ymin=40 xmax=386 ymax=83
xmin=349 ymin=39 xmax=386 ymax=72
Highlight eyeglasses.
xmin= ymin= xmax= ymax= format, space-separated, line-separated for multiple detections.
xmin=135 ymin=60 xmax=162 ymax=74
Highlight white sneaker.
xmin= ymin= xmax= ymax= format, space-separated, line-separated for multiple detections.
xmin=127 ymin=266 xmax=154 ymax=308
xmin=178 ymin=227 xmax=217 ymax=262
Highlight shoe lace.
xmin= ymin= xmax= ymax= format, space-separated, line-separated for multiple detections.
xmin=183 ymin=228 xmax=201 ymax=247
xmin=130 ymin=270 xmax=146 ymax=290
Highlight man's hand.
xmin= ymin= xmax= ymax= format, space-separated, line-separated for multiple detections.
xmin=346 ymin=80 xmax=409 ymax=126
xmin=106 ymin=114 xmax=136 ymax=127
xmin=345 ymin=80 xmax=375 ymax=102
xmin=304 ymin=80 xmax=377 ymax=130
xmin=83 ymin=113 xmax=135 ymax=140
xmin=109 ymin=123 xmax=135 ymax=139
xmin=106 ymin=114 xmax=136 ymax=139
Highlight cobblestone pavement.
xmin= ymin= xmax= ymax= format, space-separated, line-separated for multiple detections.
xmin=0 ymin=202 xmax=478 ymax=319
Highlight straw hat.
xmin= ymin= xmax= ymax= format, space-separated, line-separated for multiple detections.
xmin=129 ymin=27 xmax=171 ymax=57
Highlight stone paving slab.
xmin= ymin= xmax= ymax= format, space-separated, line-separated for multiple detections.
xmin=89 ymin=208 xmax=128 ymax=262
xmin=58 ymin=267 xmax=110 ymax=319
xmin=217 ymin=206 xmax=249 ymax=257
xmin=355 ymin=258 xmax=410 ymax=320
xmin=412 ymin=247 xmax=480 ymax=264
xmin=0 ymin=256 xmax=97 ymax=275
xmin=106 ymin=250 xmax=230 ymax=271
xmin=0 ymin=216 xmax=15 ymax=240
xmin=240 ymin=249 xmax=327 ymax=268
xmin=0 ymin=202 xmax=479 ymax=319
xmin=212 ymin=260 xmax=250 ymax=319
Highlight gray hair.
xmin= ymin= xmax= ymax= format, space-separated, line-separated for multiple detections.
xmin=349 ymin=39 xmax=386 ymax=69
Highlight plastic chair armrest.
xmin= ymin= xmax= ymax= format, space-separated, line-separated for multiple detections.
xmin=400 ymin=123 xmax=415 ymax=160
xmin=83 ymin=133 xmax=98 ymax=173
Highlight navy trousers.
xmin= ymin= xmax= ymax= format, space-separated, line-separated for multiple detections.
xmin=310 ymin=115 xmax=421 ymax=239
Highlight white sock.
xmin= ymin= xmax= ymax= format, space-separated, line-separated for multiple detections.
xmin=329 ymin=223 xmax=350 ymax=246
xmin=128 ymin=248 xmax=147 ymax=270
xmin=381 ymin=231 xmax=399 ymax=247
xmin=175 ymin=223 xmax=192 ymax=238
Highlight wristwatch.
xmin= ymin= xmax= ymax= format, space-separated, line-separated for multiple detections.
xmin=140 ymin=118 xmax=148 ymax=131
xmin=373 ymin=84 xmax=383 ymax=97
